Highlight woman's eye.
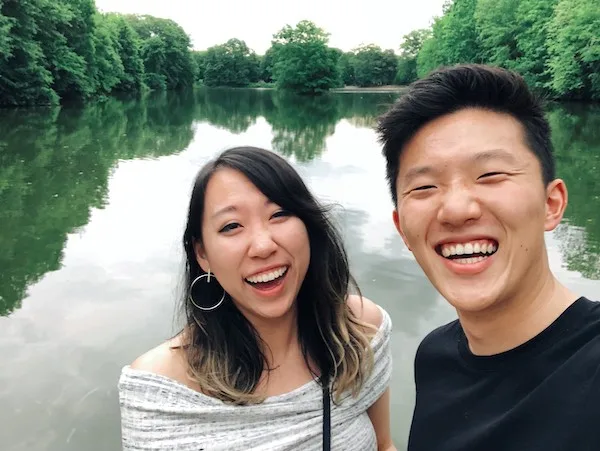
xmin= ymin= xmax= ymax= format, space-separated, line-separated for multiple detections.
xmin=271 ymin=210 xmax=291 ymax=219
xmin=219 ymin=223 xmax=240 ymax=233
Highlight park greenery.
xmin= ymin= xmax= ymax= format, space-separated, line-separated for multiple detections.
xmin=0 ymin=0 xmax=598 ymax=105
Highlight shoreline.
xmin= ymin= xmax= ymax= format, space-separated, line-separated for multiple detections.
xmin=331 ymin=85 xmax=409 ymax=93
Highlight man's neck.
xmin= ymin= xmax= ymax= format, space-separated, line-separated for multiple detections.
xmin=458 ymin=274 xmax=579 ymax=356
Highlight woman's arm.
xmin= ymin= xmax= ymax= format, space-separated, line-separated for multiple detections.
xmin=368 ymin=387 xmax=397 ymax=451
xmin=347 ymin=294 xmax=396 ymax=450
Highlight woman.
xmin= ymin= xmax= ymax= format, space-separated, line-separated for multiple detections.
xmin=118 ymin=146 xmax=395 ymax=450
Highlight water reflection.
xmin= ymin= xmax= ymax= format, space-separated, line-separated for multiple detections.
xmin=550 ymin=104 xmax=600 ymax=279
xmin=193 ymin=88 xmax=398 ymax=161
xmin=2 ymin=93 xmax=600 ymax=316
xmin=0 ymin=93 xmax=196 ymax=316
xmin=194 ymin=88 xmax=271 ymax=133
xmin=338 ymin=207 xmax=441 ymax=334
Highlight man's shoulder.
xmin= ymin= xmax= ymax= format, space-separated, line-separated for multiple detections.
xmin=579 ymin=296 xmax=600 ymax=315
xmin=564 ymin=296 xmax=600 ymax=333
xmin=416 ymin=318 xmax=461 ymax=358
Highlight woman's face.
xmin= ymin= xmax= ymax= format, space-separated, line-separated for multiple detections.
xmin=195 ymin=168 xmax=311 ymax=324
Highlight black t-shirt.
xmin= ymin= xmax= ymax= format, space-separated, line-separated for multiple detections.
xmin=408 ymin=297 xmax=600 ymax=451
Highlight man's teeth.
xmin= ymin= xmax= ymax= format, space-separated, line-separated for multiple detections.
xmin=246 ymin=267 xmax=287 ymax=284
xmin=440 ymin=241 xmax=497 ymax=258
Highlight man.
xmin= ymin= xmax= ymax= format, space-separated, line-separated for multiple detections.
xmin=377 ymin=64 xmax=600 ymax=451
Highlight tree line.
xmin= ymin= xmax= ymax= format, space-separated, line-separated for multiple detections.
xmin=1 ymin=0 xmax=598 ymax=106
xmin=202 ymin=0 xmax=598 ymax=101
xmin=411 ymin=0 xmax=599 ymax=101
xmin=0 ymin=0 xmax=195 ymax=106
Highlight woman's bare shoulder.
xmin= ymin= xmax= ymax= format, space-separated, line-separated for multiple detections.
xmin=129 ymin=334 xmax=191 ymax=385
xmin=346 ymin=294 xmax=383 ymax=329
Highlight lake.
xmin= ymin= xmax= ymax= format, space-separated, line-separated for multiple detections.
xmin=1 ymin=88 xmax=600 ymax=451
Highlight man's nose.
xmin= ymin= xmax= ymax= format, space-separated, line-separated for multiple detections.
xmin=436 ymin=185 xmax=482 ymax=227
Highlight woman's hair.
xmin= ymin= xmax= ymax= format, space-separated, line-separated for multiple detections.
xmin=178 ymin=146 xmax=376 ymax=405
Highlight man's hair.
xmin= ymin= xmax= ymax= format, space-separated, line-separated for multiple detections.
xmin=376 ymin=64 xmax=555 ymax=205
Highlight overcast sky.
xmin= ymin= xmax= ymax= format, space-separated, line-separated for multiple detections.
xmin=95 ymin=0 xmax=446 ymax=54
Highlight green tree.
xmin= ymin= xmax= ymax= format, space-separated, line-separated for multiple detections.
xmin=93 ymin=12 xmax=124 ymax=95
xmin=247 ymin=51 xmax=261 ymax=83
xmin=259 ymin=47 xmax=276 ymax=83
xmin=0 ymin=0 xmax=57 ymax=106
xmin=192 ymin=50 xmax=207 ymax=82
xmin=416 ymin=0 xmax=482 ymax=77
xmin=270 ymin=20 xmax=341 ymax=95
xmin=0 ymin=0 xmax=12 ymax=62
xmin=62 ymin=0 xmax=98 ymax=99
xmin=337 ymin=51 xmax=356 ymax=86
xmin=440 ymin=0 xmax=481 ymax=64
xmin=34 ymin=0 xmax=90 ymax=101
xmin=474 ymin=0 xmax=520 ymax=67
xmin=400 ymin=29 xmax=431 ymax=60
xmin=416 ymin=31 xmax=443 ymax=78
xmin=140 ymin=35 xmax=167 ymax=89
xmin=125 ymin=14 xmax=195 ymax=91
xmin=512 ymin=0 xmax=559 ymax=91
xmin=547 ymin=0 xmax=600 ymax=100
xmin=396 ymin=29 xmax=431 ymax=84
xmin=110 ymin=14 xmax=144 ymax=92
xmin=352 ymin=44 xmax=398 ymax=87
xmin=204 ymin=38 xmax=259 ymax=87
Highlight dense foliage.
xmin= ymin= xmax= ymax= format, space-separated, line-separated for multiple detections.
xmin=268 ymin=20 xmax=341 ymax=95
xmin=0 ymin=0 xmax=198 ymax=106
xmin=1 ymin=0 xmax=598 ymax=103
xmin=414 ymin=0 xmax=599 ymax=100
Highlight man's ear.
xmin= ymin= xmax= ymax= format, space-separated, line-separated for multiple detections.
xmin=392 ymin=209 xmax=411 ymax=251
xmin=544 ymin=179 xmax=568 ymax=232
xmin=194 ymin=241 xmax=210 ymax=273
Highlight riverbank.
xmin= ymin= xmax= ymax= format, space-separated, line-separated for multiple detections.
xmin=332 ymin=85 xmax=408 ymax=93
xmin=245 ymin=83 xmax=409 ymax=93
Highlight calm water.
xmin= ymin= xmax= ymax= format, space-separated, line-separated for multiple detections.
xmin=1 ymin=88 xmax=600 ymax=451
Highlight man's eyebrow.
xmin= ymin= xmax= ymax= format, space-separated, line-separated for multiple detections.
xmin=471 ymin=148 xmax=519 ymax=164
xmin=403 ymin=165 xmax=435 ymax=184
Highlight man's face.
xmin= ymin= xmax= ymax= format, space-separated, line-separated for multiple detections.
xmin=393 ymin=108 xmax=567 ymax=314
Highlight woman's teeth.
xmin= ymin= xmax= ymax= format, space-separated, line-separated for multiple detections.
xmin=245 ymin=266 xmax=287 ymax=284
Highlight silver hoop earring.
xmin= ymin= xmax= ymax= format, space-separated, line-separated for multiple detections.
xmin=188 ymin=272 xmax=225 ymax=311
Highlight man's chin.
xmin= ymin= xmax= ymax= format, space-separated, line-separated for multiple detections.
xmin=438 ymin=285 xmax=501 ymax=315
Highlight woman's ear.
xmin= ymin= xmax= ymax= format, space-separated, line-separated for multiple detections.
xmin=194 ymin=241 xmax=210 ymax=273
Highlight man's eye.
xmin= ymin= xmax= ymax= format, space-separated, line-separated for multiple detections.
xmin=413 ymin=185 xmax=436 ymax=191
xmin=479 ymin=172 xmax=504 ymax=179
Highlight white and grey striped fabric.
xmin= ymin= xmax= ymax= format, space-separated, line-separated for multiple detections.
xmin=118 ymin=308 xmax=392 ymax=450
